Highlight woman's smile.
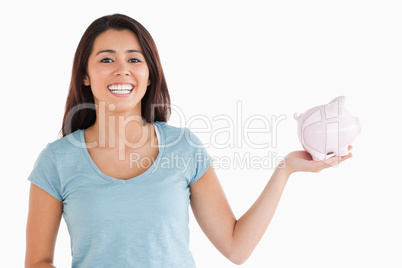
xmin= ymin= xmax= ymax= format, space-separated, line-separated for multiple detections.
xmin=107 ymin=82 xmax=135 ymax=97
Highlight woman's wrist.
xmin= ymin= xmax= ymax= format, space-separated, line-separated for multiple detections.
xmin=274 ymin=159 xmax=293 ymax=179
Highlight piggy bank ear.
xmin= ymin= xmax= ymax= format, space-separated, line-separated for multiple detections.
xmin=325 ymin=96 xmax=346 ymax=118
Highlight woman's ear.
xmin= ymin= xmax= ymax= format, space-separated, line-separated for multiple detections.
xmin=83 ymin=76 xmax=90 ymax=86
xmin=147 ymin=79 xmax=151 ymax=86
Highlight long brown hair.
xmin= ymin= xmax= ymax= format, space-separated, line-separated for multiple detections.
xmin=60 ymin=14 xmax=171 ymax=137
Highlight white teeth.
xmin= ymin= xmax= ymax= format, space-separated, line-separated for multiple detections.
xmin=108 ymin=84 xmax=134 ymax=91
xmin=111 ymin=90 xmax=131 ymax=94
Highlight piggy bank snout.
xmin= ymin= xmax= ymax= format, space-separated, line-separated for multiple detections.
xmin=355 ymin=117 xmax=362 ymax=134
xmin=342 ymin=112 xmax=361 ymax=135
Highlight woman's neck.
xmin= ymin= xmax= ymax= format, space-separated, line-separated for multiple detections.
xmin=85 ymin=107 xmax=151 ymax=151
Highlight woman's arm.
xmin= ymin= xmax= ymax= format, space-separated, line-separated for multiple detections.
xmin=190 ymin=148 xmax=352 ymax=265
xmin=25 ymin=183 xmax=63 ymax=268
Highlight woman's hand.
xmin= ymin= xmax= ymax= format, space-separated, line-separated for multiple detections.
xmin=280 ymin=145 xmax=353 ymax=174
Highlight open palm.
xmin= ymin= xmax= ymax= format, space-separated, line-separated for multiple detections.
xmin=281 ymin=145 xmax=353 ymax=174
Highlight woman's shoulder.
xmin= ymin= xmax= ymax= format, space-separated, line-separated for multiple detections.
xmin=46 ymin=129 xmax=84 ymax=156
xmin=155 ymin=121 xmax=207 ymax=152
xmin=155 ymin=121 xmax=187 ymax=147
xmin=155 ymin=121 xmax=187 ymax=136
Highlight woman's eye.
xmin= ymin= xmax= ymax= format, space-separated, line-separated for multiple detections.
xmin=129 ymin=58 xmax=141 ymax=63
xmin=100 ymin=58 xmax=113 ymax=63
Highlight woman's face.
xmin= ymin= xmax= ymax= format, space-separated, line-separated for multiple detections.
xmin=84 ymin=29 xmax=150 ymax=115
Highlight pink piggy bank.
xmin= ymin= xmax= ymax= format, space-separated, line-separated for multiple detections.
xmin=294 ymin=96 xmax=361 ymax=161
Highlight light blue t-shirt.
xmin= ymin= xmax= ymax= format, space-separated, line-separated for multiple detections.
xmin=27 ymin=121 xmax=213 ymax=268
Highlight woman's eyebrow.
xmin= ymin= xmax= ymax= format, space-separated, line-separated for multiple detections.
xmin=96 ymin=49 xmax=143 ymax=55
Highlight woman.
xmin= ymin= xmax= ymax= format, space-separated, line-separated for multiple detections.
xmin=25 ymin=14 xmax=352 ymax=268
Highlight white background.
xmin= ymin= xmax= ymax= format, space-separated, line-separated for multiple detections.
xmin=1 ymin=0 xmax=401 ymax=267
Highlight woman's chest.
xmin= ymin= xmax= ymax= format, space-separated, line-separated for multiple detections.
xmin=62 ymin=174 xmax=190 ymax=229
xmin=87 ymin=145 xmax=159 ymax=180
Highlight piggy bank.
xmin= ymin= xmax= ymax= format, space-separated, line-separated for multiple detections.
xmin=294 ymin=96 xmax=361 ymax=161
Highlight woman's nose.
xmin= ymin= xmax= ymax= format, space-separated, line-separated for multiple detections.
xmin=114 ymin=62 xmax=130 ymax=76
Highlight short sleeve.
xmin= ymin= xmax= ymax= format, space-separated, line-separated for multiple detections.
xmin=27 ymin=143 xmax=63 ymax=201
xmin=185 ymin=128 xmax=214 ymax=185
